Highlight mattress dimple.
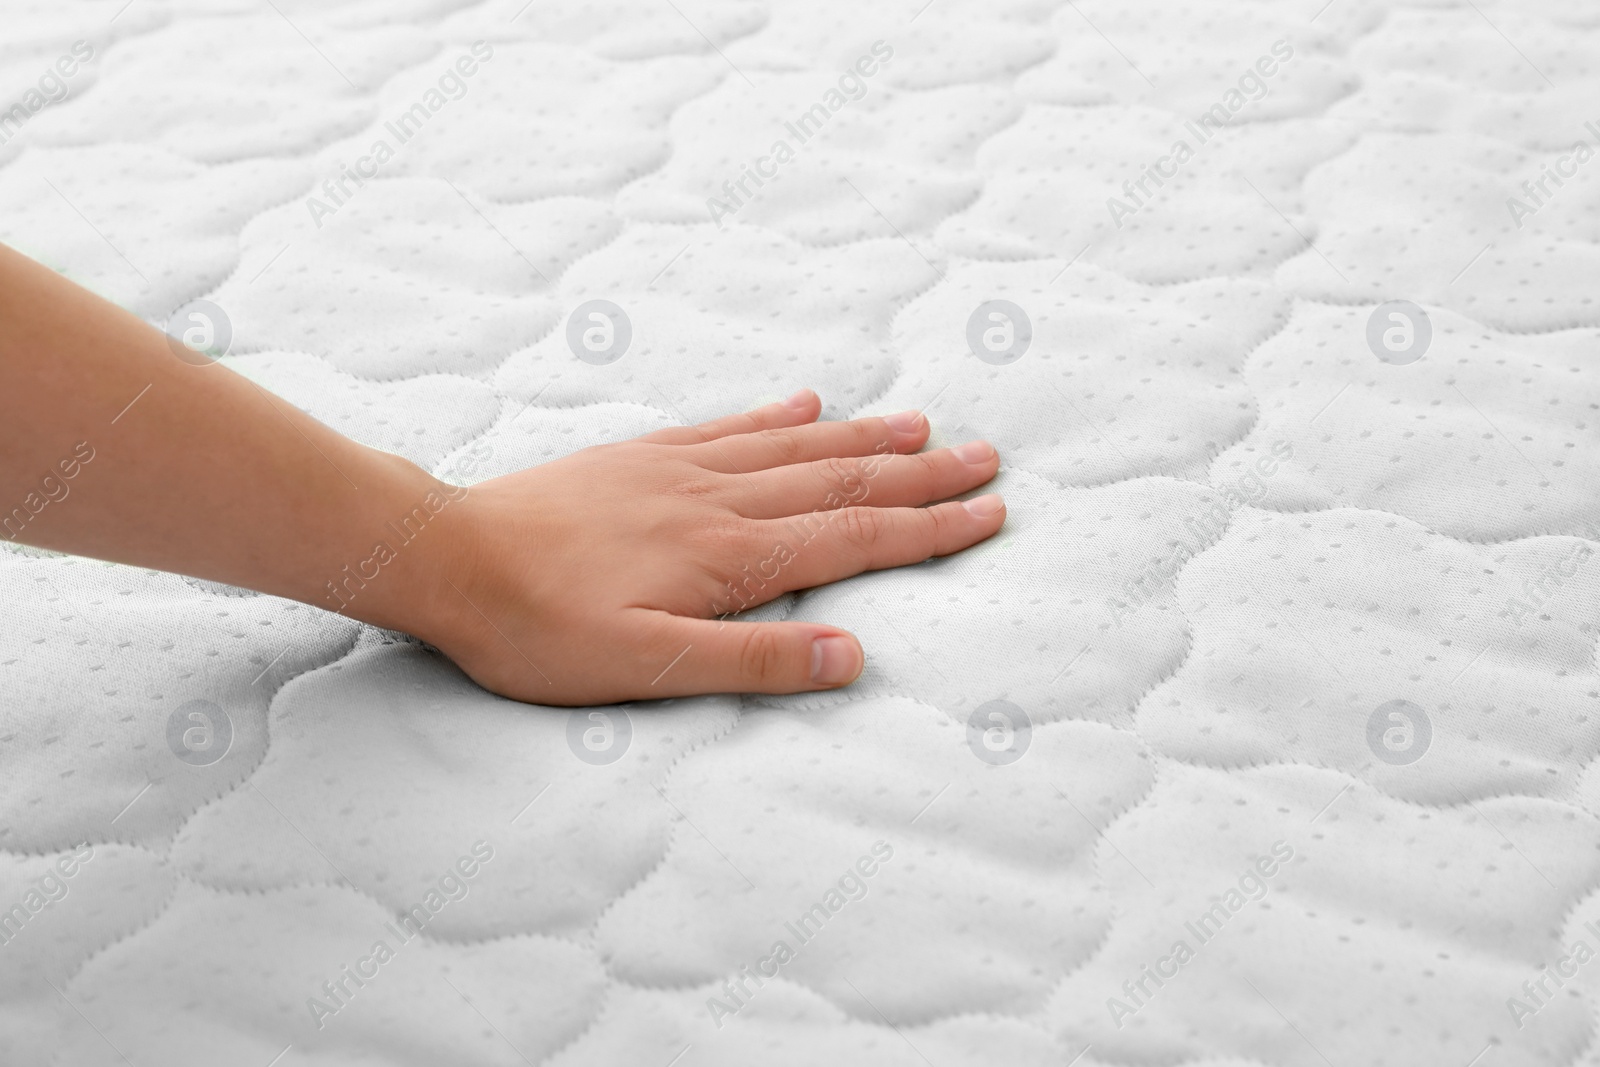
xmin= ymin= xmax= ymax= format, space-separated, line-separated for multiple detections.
xmin=1045 ymin=760 xmax=1600 ymax=1067
xmin=0 ymin=559 xmax=359 ymax=854
xmin=936 ymin=104 xmax=1355 ymax=278
xmin=492 ymin=224 xmax=931 ymax=422
xmin=2 ymin=0 xmax=1599 ymax=1064
xmin=1021 ymin=1 xmax=1362 ymax=130
xmin=171 ymin=639 xmax=741 ymax=940
xmin=38 ymin=16 xmax=436 ymax=162
xmin=597 ymin=697 xmax=1155 ymax=1021
xmin=1243 ymin=301 xmax=1600 ymax=539
xmin=873 ymin=260 xmax=1285 ymax=485
xmin=209 ymin=182 xmax=622 ymax=378
xmin=1276 ymin=133 xmax=1600 ymax=330
xmin=545 ymin=980 xmax=1065 ymax=1067
xmin=451 ymin=0 xmax=768 ymax=62
xmin=757 ymin=470 xmax=1233 ymax=724
xmin=0 ymin=143 xmax=313 ymax=320
xmin=1348 ymin=6 xmax=1597 ymax=92
xmin=1137 ymin=506 xmax=1600 ymax=803
xmin=362 ymin=44 xmax=724 ymax=202
xmin=54 ymin=879 xmax=610 ymax=1067
xmin=615 ymin=77 xmax=1010 ymax=244
xmin=724 ymin=0 xmax=1058 ymax=89
xmin=0 ymin=845 xmax=173 ymax=1067
xmin=227 ymin=350 xmax=501 ymax=471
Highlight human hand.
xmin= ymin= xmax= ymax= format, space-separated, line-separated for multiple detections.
xmin=412 ymin=390 xmax=1004 ymax=705
xmin=0 ymin=244 xmax=1001 ymax=707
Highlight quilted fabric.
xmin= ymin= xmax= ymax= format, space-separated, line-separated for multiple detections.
xmin=3 ymin=1 xmax=1599 ymax=1065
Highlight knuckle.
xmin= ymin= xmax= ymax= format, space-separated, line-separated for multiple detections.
xmin=817 ymin=456 xmax=858 ymax=498
xmin=764 ymin=427 xmax=807 ymax=464
xmin=913 ymin=450 xmax=944 ymax=481
xmin=738 ymin=627 xmax=789 ymax=681
xmin=836 ymin=507 xmax=884 ymax=550
xmin=920 ymin=506 xmax=954 ymax=556
xmin=715 ymin=412 xmax=758 ymax=437
xmin=701 ymin=512 xmax=756 ymax=555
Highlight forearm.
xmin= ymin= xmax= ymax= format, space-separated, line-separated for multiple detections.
xmin=0 ymin=242 xmax=451 ymax=634
xmin=1 ymin=244 xmax=1003 ymax=704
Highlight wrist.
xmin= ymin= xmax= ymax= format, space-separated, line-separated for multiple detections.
xmin=303 ymin=448 xmax=475 ymax=641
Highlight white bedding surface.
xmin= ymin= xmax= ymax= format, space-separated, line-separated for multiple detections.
xmin=3 ymin=1 xmax=1600 ymax=1064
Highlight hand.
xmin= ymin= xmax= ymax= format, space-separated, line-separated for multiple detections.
xmin=0 ymin=244 xmax=1001 ymax=707
xmin=414 ymin=390 xmax=1004 ymax=705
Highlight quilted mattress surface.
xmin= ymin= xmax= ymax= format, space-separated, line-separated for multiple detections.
xmin=3 ymin=0 xmax=1600 ymax=1064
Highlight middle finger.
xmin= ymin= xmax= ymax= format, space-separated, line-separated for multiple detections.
xmin=727 ymin=441 xmax=1000 ymax=519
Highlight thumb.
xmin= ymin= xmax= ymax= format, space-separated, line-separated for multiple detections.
xmin=632 ymin=611 xmax=864 ymax=696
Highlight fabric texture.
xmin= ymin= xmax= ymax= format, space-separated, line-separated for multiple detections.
xmin=2 ymin=1 xmax=1599 ymax=1065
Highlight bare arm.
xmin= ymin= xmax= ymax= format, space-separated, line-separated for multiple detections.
xmin=0 ymin=242 xmax=1005 ymax=704
xmin=0 ymin=241 xmax=446 ymax=634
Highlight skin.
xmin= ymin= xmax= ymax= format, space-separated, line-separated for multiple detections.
xmin=0 ymin=241 xmax=1005 ymax=705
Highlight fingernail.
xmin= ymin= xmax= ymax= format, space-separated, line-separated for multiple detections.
xmin=783 ymin=388 xmax=814 ymax=409
xmin=953 ymin=440 xmax=994 ymax=464
xmin=811 ymin=636 xmax=861 ymax=685
xmin=884 ymin=409 xmax=925 ymax=433
xmin=963 ymin=493 xmax=1004 ymax=518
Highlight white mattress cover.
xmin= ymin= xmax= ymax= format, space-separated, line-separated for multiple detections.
xmin=2 ymin=1 xmax=1600 ymax=1065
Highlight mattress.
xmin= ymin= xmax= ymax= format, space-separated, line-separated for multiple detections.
xmin=2 ymin=0 xmax=1599 ymax=1064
